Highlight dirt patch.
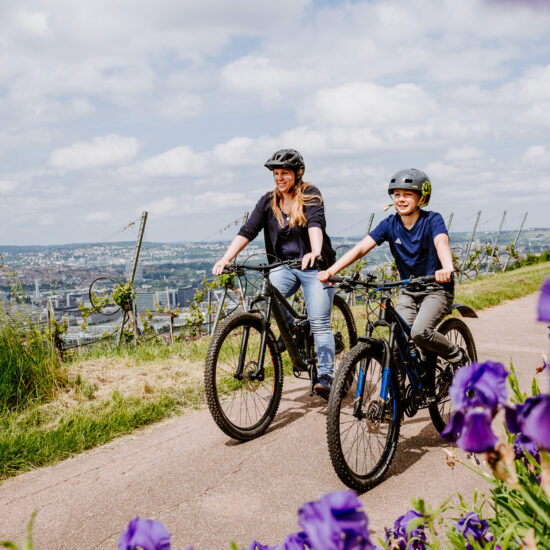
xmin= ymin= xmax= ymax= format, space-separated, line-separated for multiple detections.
xmin=63 ymin=356 xmax=205 ymax=404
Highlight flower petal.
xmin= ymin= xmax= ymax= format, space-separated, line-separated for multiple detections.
xmin=537 ymin=277 xmax=550 ymax=322
xmin=457 ymin=409 xmax=498 ymax=453
xmin=522 ymin=395 xmax=550 ymax=450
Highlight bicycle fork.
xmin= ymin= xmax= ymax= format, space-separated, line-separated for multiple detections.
xmin=353 ymin=338 xmax=393 ymax=421
xmin=235 ymin=296 xmax=273 ymax=382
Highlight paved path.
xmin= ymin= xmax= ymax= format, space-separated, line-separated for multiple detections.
xmin=0 ymin=293 xmax=547 ymax=549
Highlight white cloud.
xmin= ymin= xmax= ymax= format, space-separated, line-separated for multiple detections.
xmin=144 ymin=191 xmax=253 ymax=218
xmin=0 ymin=181 xmax=18 ymax=194
xmin=155 ymin=93 xmax=202 ymax=120
xmin=445 ymin=147 xmax=486 ymax=161
xmin=136 ymin=146 xmax=207 ymax=177
xmin=222 ymin=56 xmax=318 ymax=102
xmin=15 ymin=8 xmax=49 ymax=37
xmin=49 ymin=135 xmax=140 ymax=170
xmin=302 ymin=82 xmax=438 ymax=127
xmin=84 ymin=211 xmax=112 ymax=223
xmin=521 ymin=145 xmax=550 ymax=166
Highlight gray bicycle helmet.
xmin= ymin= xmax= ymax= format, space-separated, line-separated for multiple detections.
xmin=388 ymin=168 xmax=432 ymax=207
xmin=264 ymin=149 xmax=305 ymax=172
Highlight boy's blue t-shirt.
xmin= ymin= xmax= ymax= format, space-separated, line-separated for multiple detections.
xmin=369 ymin=210 xmax=452 ymax=288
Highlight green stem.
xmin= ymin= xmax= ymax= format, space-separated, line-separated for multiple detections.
xmin=518 ymin=485 xmax=550 ymax=527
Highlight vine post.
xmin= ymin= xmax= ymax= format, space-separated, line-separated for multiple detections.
xmin=118 ymin=211 xmax=147 ymax=345
xmin=211 ymin=211 xmax=249 ymax=335
xmin=503 ymin=211 xmax=527 ymax=272
xmin=458 ymin=210 xmax=480 ymax=283
xmin=485 ymin=210 xmax=506 ymax=275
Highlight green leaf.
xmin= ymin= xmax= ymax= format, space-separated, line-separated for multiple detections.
xmin=532 ymin=376 xmax=540 ymax=397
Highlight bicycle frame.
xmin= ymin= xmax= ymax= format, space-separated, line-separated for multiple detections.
xmin=354 ymin=283 xmax=432 ymax=419
xmin=236 ymin=265 xmax=314 ymax=382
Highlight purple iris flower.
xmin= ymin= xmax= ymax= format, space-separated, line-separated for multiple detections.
xmin=456 ymin=512 xmax=492 ymax=549
xmin=442 ymin=407 xmax=498 ymax=453
xmin=279 ymin=531 xmax=310 ymax=550
xmin=250 ymin=541 xmax=279 ymax=550
xmin=385 ymin=509 xmax=427 ymax=550
xmin=505 ymin=394 xmax=550 ymax=450
xmin=513 ymin=433 xmax=540 ymax=462
xmin=297 ymin=491 xmax=375 ymax=550
xmin=449 ymin=361 xmax=508 ymax=412
xmin=117 ymin=517 xmax=171 ymax=550
xmin=537 ymin=277 xmax=550 ymax=322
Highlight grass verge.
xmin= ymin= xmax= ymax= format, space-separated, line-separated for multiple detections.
xmin=1 ymin=261 xmax=548 ymax=481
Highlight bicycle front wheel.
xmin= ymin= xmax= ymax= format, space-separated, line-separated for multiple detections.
xmin=429 ymin=317 xmax=478 ymax=433
xmin=331 ymin=294 xmax=358 ymax=374
xmin=204 ymin=312 xmax=283 ymax=440
xmin=326 ymin=342 xmax=401 ymax=491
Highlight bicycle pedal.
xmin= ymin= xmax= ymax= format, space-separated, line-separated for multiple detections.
xmin=422 ymin=393 xmax=437 ymax=406
xmin=293 ymin=368 xmax=308 ymax=379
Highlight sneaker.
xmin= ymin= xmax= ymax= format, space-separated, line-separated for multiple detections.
xmin=314 ymin=375 xmax=332 ymax=399
xmin=447 ymin=347 xmax=469 ymax=368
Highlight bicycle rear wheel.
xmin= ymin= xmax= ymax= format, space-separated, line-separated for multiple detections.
xmin=429 ymin=317 xmax=477 ymax=433
xmin=204 ymin=311 xmax=283 ymax=440
xmin=327 ymin=342 xmax=401 ymax=491
xmin=331 ymin=294 xmax=358 ymax=374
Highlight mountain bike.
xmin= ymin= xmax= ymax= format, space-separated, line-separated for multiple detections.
xmin=325 ymin=273 xmax=477 ymax=491
xmin=204 ymin=259 xmax=357 ymax=441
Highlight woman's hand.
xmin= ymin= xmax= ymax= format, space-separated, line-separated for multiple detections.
xmin=317 ymin=269 xmax=331 ymax=284
xmin=212 ymin=259 xmax=230 ymax=276
xmin=435 ymin=267 xmax=454 ymax=283
xmin=301 ymin=252 xmax=319 ymax=270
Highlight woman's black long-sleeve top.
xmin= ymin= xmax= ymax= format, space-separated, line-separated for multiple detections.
xmin=237 ymin=185 xmax=336 ymax=270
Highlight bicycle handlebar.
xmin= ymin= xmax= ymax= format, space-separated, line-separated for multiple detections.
xmin=328 ymin=273 xmax=438 ymax=291
xmin=222 ymin=258 xmax=303 ymax=274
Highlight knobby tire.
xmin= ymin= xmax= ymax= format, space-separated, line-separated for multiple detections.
xmin=204 ymin=311 xmax=283 ymax=441
xmin=429 ymin=317 xmax=478 ymax=433
xmin=326 ymin=342 xmax=401 ymax=492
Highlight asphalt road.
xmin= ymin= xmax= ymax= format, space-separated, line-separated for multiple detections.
xmin=0 ymin=293 xmax=547 ymax=549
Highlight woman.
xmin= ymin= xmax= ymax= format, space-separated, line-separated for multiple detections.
xmin=212 ymin=148 xmax=336 ymax=397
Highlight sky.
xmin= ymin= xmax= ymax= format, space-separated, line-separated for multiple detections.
xmin=1 ymin=0 xmax=550 ymax=246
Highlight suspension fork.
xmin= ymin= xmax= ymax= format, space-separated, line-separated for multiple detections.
xmin=235 ymin=286 xmax=272 ymax=381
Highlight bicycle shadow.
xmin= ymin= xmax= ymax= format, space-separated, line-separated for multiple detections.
xmin=223 ymin=381 xmax=326 ymax=446
xmin=384 ymin=420 xmax=449 ymax=479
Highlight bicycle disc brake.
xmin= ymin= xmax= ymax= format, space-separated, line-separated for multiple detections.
xmin=243 ymin=361 xmax=262 ymax=391
xmin=366 ymin=400 xmax=384 ymax=433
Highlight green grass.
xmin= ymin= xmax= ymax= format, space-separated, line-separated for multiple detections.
xmin=0 ymin=261 xmax=548 ymax=481
xmin=454 ymin=262 xmax=549 ymax=310
xmin=0 ymin=304 xmax=66 ymax=413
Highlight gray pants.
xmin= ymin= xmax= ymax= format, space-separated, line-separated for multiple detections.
xmin=396 ymin=288 xmax=458 ymax=358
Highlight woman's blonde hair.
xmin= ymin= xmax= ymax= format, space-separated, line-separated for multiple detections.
xmin=271 ymin=172 xmax=322 ymax=228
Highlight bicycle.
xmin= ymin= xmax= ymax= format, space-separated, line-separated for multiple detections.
xmin=325 ymin=273 xmax=478 ymax=491
xmin=204 ymin=258 xmax=358 ymax=441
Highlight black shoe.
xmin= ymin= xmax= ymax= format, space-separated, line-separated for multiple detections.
xmin=314 ymin=375 xmax=332 ymax=399
xmin=447 ymin=347 xmax=469 ymax=368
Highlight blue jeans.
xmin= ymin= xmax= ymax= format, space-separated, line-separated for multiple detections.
xmin=269 ymin=266 xmax=335 ymax=378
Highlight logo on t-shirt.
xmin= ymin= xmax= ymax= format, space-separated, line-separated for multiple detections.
xmin=395 ymin=238 xmax=402 ymax=245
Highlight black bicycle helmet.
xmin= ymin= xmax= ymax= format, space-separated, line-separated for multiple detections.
xmin=264 ymin=149 xmax=305 ymax=172
xmin=388 ymin=168 xmax=431 ymax=207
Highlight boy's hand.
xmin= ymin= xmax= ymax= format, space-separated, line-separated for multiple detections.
xmin=435 ymin=268 xmax=454 ymax=283
xmin=318 ymin=270 xmax=331 ymax=284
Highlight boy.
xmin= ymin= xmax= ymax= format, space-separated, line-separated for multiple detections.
xmin=318 ymin=168 xmax=468 ymax=395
